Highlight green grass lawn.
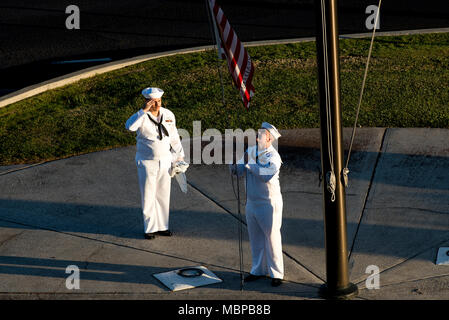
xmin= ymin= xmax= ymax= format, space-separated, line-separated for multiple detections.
xmin=0 ymin=33 xmax=448 ymax=166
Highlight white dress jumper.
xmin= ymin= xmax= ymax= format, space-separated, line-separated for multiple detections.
xmin=234 ymin=145 xmax=284 ymax=279
xmin=125 ymin=107 xmax=184 ymax=234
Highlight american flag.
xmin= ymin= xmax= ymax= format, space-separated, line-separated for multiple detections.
xmin=208 ymin=0 xmax=255 ymax=109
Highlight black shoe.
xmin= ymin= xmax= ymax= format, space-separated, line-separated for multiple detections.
xmin=156 ymin=230 xmax=173 ymax=237
xmin=244 ymin=274 xmax=263 ymax=282
xmin=144 ymin=233 xmax=156 ymax=240
xmin=271 ymin=278 xmax=282 ymax=287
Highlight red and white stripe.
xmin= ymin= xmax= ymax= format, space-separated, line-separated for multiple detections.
xmin=209 ymin=0 xmax=255 ymax=109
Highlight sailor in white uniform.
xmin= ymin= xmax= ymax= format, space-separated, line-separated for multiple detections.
xmin=231 ymin=122 xmax=284 ymax=287
xmin=125 ymin=87 xmax=185 ymax=239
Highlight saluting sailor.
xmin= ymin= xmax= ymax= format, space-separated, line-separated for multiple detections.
xmin=231 ymin=122 xmax=284 ymax=287
xmin=125 ymin=87 xmax=185 ymax=240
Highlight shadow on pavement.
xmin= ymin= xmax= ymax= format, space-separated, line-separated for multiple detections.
xmin=0 ymin=255 xmax=320 ymax=298
xmin=0 ymin=198 xmax=448 ymax=262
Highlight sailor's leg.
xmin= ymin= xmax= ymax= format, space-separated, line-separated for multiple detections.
xmin=136 ymin=159 xmax=159 ymax=234
xmin=257 ymin=199 xmax=284 ymax=279
xmin=155 ymin=160 xmax=172 ymax=232
xmin=246 ymin=201 xmax=268 ymax=276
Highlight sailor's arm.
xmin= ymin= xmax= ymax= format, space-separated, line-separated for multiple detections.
xmin=229 ymin=153 xmax=247 ymax=176
xmin=125 ymin=109 xmax=146 ymax=132
xmin=245 ymin=156 xmax=281 ymax=183
xmin=168 ymin=114 xmax=185 ymax=160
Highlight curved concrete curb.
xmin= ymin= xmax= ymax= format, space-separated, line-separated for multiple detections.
xmin=0 ymin=45 xmax=215 ymax=109
xmin=0 ymin=27 xmax=448 ymax=109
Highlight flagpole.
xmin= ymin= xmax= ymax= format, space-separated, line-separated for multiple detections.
xmin=205 ymin=0 xmax=245 ymax=291
xmin=314 ymin=0 xmax=358 ymax=299
xmin=205 ymin=0 xmax=226 ymax=108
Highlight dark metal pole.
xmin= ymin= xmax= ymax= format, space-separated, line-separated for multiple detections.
xmin=314 ymin=0 xmax=358 ymax=299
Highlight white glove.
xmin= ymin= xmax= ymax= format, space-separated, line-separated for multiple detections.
xmin=170 ymin=160 xmax=189 ymax=193
xmin=170 ymin=160 xmax=189 ymax=178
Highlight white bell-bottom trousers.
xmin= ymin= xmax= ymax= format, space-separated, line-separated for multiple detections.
xmin=136 ymin=159 xmax=171 ymax=234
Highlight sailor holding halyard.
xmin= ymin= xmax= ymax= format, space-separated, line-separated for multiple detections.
xmin=125 ymin=87 xmax=185 ymax=240
xmin=231 ymin=122 xmax=284 ymax=287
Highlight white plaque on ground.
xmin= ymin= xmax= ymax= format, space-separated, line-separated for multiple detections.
xmin=153 ymin=266 xmax=222 ymax=291
xmin=436 ymin=247 xmax=449 ymax=265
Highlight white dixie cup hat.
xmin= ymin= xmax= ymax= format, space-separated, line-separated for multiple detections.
xmin=141 ymin=87 xmax=164 ymax=99
xmin=261 ymin=122 xmax=281 ymax=140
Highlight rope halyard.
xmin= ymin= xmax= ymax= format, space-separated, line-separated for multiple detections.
xmin=326 ymin=171 xmax=336 ymax=202
xmin=235 ymin=166 xmax=244 ymax=291
xmin=229 ymin=161 xmax=245 ymax=291
xmin=344 ymin=0 xmax=382 ymax=188
xmin=319 ymin=0 xmax=336 ymax=202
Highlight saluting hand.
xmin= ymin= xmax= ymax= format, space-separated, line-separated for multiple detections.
xmin=143 ymin=100 xmax=153 ymax=113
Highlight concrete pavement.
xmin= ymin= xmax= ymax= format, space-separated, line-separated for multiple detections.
xmin=0 ymin=127 xmax=448 ymax=300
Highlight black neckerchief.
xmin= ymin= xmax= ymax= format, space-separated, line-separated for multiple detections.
xmin=147 ymin=113 xmax=169 ymax=140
